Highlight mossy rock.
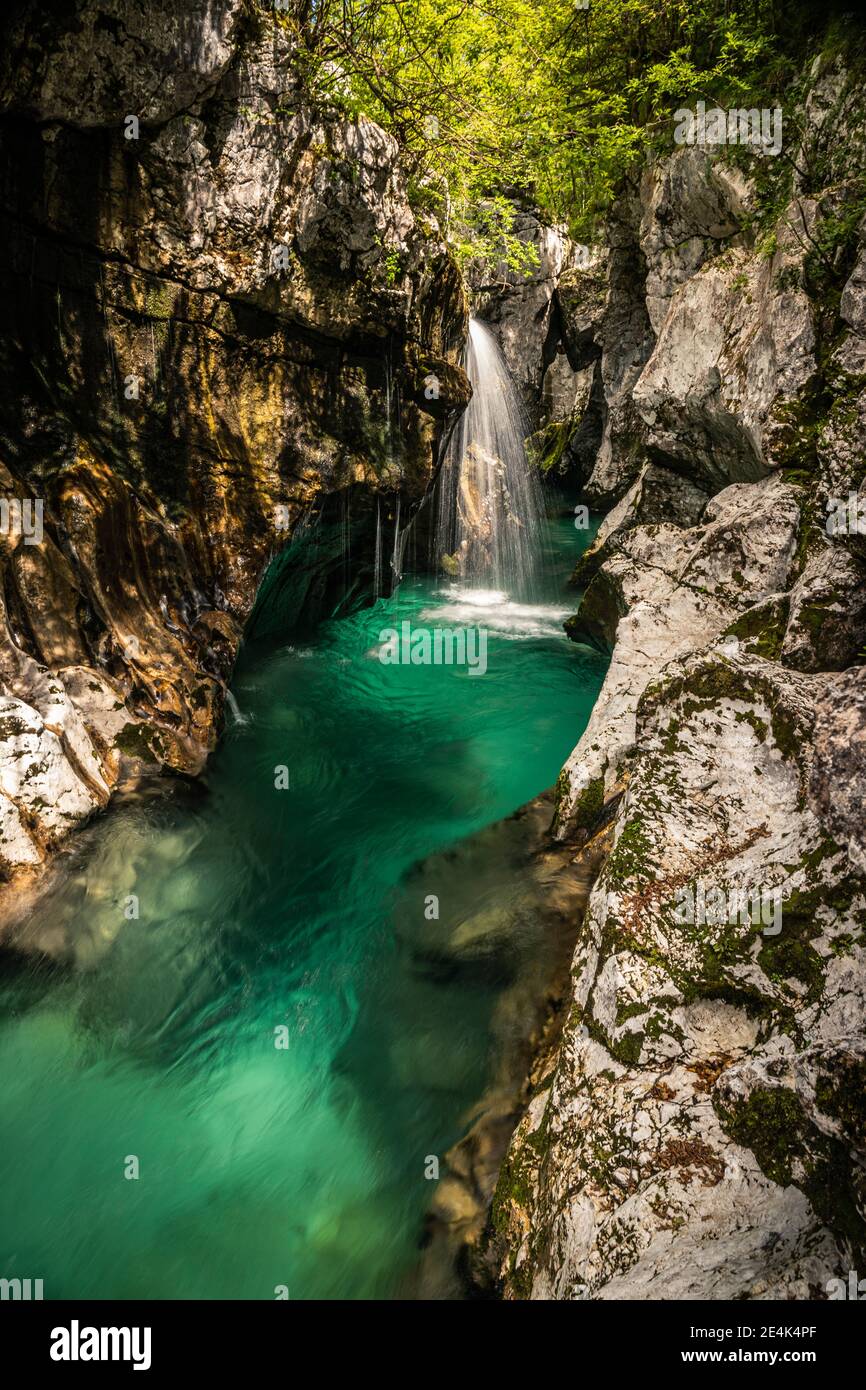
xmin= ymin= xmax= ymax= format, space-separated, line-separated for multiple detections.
xmin=528 ymin=419 xmax=572 ymax=475
xmin=115 ymin=721 xmax=160 ymax=762
xmin=571 ymin=775 xmax=605 ymax=833
xmin=564 ymin=570 xmax=624 ymax=651
xmin=603 ymin=813 xmax=654 ymax=890
xmin=724 ymin=596 xmax=790 ymax=661
xmin=715 ymin=1085 xmax=866 ymax=1260
xmin=715 ymin=1086 xmax=802 ymax=1186
xmin=814 ymin=1057 xmax=866 ymax=1148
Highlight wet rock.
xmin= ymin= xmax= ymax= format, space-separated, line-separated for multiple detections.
xmin=0 ymin=695 xmax=104 ymax=851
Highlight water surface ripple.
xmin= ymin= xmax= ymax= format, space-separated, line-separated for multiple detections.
xmin=0 ymin=511 xmax=605 ymax=1299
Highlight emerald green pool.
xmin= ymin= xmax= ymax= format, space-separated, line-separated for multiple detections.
xmin=0 ymin=504 xmax=605 ymax=1299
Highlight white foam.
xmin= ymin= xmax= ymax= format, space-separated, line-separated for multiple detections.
xmin=420 ymin=586 xmax=569 ymax=640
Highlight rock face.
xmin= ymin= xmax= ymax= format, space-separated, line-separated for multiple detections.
xmin=0 ymin=2 xmax=468 ymax=888
xmin=539 ymin=133 xmax=844 ymax=508
xmin=488 ymin=54 xmax=866 ymax=1299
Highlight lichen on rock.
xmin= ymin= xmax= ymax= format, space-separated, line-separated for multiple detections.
xmin=489 ymin=49 xmax=866 ymax=1300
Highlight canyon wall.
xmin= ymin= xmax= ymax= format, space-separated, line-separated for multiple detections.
xmin=488 ymin=55 xmax=866 ymax=1299
xmin=0 ymin=0 xmax=468 ymax=897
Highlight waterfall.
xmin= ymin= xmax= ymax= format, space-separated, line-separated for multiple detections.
xmin=226 ymin=691 xmax=248 ymax=726
xmin=390 ymin=496 xmax=406 ymax=590
xmin=384 ymin=345 xmax=395 ymax=471
xmin=434 ymin=318 xmax=546 ymax=599
xmin=373 ymin=498 xmax=383 ymax=600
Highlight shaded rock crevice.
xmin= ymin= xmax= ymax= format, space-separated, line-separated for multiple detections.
xmin=0 ymin=1 xmax=471 ymax=895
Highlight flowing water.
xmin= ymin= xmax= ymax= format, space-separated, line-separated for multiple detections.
xmin=0 ymin=318 xmax=606 ymax=1298
xmin=434 ymin=319 xmax=546 ymax=597
xmin=0 ymin=508 xmax=605 ymax=1300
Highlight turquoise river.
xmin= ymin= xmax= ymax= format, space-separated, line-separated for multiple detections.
xmin=0 ymin=502 xmax=605 ymax=1299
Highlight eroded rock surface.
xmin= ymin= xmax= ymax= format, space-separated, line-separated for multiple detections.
xmin=488 ymin=54 xmax=866 ymax=1299
xmin=0 ymin=1 xmax=468 ymax=889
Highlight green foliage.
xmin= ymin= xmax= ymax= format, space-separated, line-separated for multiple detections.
xmin=452 ymin=197 xmax=540 ymax=278
xmin=269 ymin=0 xmax=840 ymax=252
xmin=377 ymin=240 xmax=403 ymax=286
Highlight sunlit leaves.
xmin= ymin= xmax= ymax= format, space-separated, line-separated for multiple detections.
xmin=276 ymin=0 xmax=806 ymax=247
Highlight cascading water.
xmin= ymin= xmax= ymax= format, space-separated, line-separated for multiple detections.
xmin=373 ymin=498 xmax=383 ymax=600
xmin=434 ymin=318 xmax=546 ymax=599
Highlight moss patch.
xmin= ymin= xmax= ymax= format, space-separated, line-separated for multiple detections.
xmin=724 ymin=597 xmax=790 ymax=661
xmin=571 ymin=775 xmax=605 ymax=833
xmin=715 ymin=1085 xmax=866 ymax=1259
xmin=115 ymin=722 xmax=158 ymax=761
xmin=814 ymin=1058 xmax=866 ymax=1147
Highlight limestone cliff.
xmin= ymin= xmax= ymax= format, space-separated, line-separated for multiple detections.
xmin=2 ymin=1 xmax=865 ymax=1308
xmin=488 ymin=53 xmax=866 ymax=1299
xmin=0 ymin=0 xmax=468 ymax=894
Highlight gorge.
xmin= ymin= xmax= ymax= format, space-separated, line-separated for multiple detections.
xmin=0 ymin=0 xmax=865 ymax=1308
